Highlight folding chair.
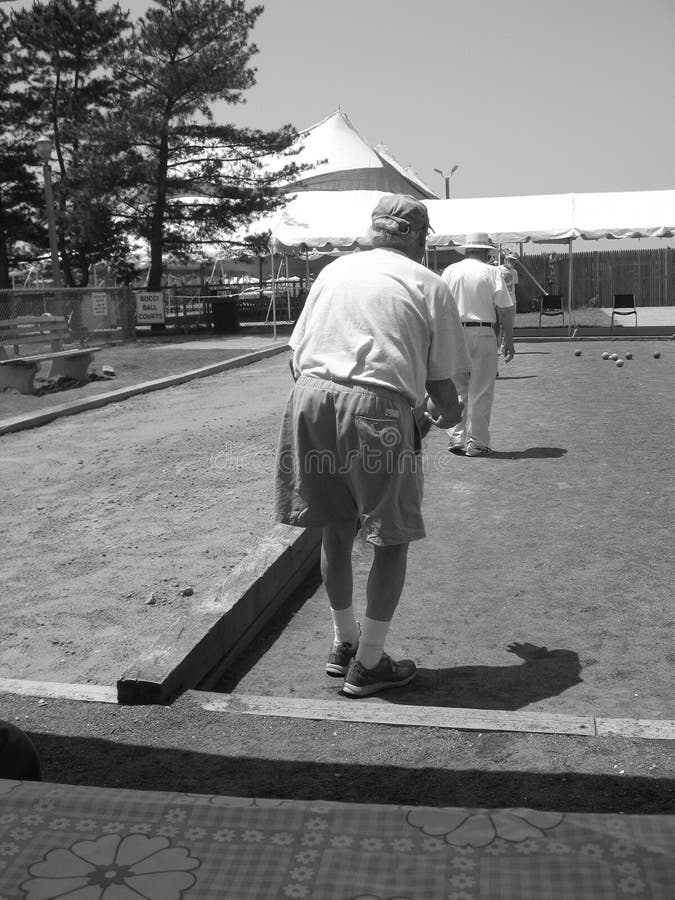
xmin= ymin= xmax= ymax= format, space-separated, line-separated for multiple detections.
xmin=538 ymin=294 xmax=564 ymax=329
xmin=611 ymin=294 xmax=637 ymax=330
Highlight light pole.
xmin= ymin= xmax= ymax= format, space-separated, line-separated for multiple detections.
xmin=35 ymin=135 xmax=61 ymax=289
xmin=433 ymin=164 xmax=459 ymax=199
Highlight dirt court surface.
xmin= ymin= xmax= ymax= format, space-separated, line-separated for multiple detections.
xmin=1 ymin=335 xmax=674 ymax=811
xmin=219 ymin=340 xmax=674 ymax=722
xmin=0 ymin=334 xmax=286 ymax=421
xmin=1 ymin=340 xmax=290 ymax=684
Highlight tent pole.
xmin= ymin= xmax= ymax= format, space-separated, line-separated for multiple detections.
xmin=567 ymin=238 xmax=573 ymax=338
xmin=515 ymin=256 xmax=547 ymax=295
xmin=284 ymin=255 xmax=291 ymax=319
xmin=270 ymin=245 xmax=277 ymax=341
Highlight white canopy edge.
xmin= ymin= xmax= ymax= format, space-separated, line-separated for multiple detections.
xmin=268 ymin=188 xmax=675 ymax=253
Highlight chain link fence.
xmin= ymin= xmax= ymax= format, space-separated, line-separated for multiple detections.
xmin=1 ymin=280 xmax=306 ymax=345
xmin=0 ymin=287 xmax=135 ymax=344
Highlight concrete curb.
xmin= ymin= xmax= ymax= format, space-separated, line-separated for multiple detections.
xmin=0 ymin=343 xmax=288 ymax=436
xmin=117 ymin=524 xmax=322 ymax=705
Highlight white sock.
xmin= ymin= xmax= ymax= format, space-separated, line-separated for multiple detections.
xmin=355 ymin=616 xmax=391 ymax=669
xmin=330 ymin=606 xmax=360 ymax=647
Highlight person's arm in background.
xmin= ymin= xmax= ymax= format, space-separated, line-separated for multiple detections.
xmin=497 ymin=304 xmax=515 ymax=362
xmin=493 ymin=269 xmax=515 ymax=363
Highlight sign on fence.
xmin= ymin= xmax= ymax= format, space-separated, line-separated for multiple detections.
xmin=135 ymin=292 xmax=165 ymax=325
xmin=90 ymin=292 xmax=108 ymax=317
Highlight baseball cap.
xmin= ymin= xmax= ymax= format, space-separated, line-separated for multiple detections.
xmin=371 ymin=194 xmax=432 ymax=234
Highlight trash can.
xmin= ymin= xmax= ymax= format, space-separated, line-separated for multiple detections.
xmin=210 ymin=297 xmax=240 ymax=334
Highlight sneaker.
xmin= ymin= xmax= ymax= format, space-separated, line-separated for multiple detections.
xmin=343 ymin=653 xmax=417 ymax=697
xmin=326 ymin=640 xmax=358 ymax=677
xmin=465 ymin=444 xmax=492 ymax=457
xmin=448 ymin=443 xmax=466 ymax=455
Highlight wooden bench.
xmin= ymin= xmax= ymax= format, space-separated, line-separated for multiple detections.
xmin=0 ymin=347 xmax=101 ymax=394
xmin=0 ymin=315 xmax=69 ymax=356
xmin=0 ymin=316 xmax=101 ymax=395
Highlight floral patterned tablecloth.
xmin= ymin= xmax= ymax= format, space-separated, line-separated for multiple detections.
xmin=0 ymin=778 xmax=673 ymax=899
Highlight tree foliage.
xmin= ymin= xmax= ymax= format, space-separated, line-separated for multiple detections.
xmin=3 ymin=0 xmax=303 ymax=290
xmin=0 ymin=8 xmax=46 ymax=288
xmin=112 ymin=0 xmax=306 ymax=289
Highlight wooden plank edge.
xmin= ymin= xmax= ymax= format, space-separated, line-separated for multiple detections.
xmin=0 ymin=343 xmax=288 ymax=435
xmin=595 ymin=717 xmax=675 ymax=740
xmin=0 ymin=677 xmax=117 ymax=704
xmin=195 ymin=693 xmax=675 ymax=740
xmin=195 ymin=693 xmax=596 ymax=737
xmin=116 ymin=525 xmax=321 ymax=706
xmin=196 ymin=545 xmax=321 ymax=692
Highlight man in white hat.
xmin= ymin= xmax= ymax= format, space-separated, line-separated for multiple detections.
xmin=440 ymin=232 xmax=515 ymax=456
xmin=274 ymin=194 xmax=470 ymax=696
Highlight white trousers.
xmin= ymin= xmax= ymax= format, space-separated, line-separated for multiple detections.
xmin=447 ymin=329 xmax=498 ymax=450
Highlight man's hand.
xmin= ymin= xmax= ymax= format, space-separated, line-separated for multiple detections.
xmin=426 ymin=396 xmax=464 ymax=429
xmin=413 ymin=402 xmax=434 ymax=438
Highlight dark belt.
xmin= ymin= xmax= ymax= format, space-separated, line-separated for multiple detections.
xmin=462 ymin=321 xmax=495 ymax=327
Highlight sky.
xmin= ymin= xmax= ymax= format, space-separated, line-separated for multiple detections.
xmin=10 ymin=0 xmax=675 ymax=249
xmin=224 ymin=0 xmax=675 ymax=203
xmin=98 ymin=0 xmax=675 ymax=202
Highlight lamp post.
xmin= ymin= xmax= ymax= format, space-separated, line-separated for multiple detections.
xmin=35 ymin=135 xmax=61 ymax=289
xmin=433 ymin=164 xmax=459 ymax=199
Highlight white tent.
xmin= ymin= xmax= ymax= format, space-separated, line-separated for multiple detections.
xmin=425 ymin=189 xmax=675 ymax=246
xmin=274 ymin=109 xmax=436 ymax=199
xmin=267 ymin=188 xmax=675 ymax=251
xmin=266 ymin=187 xmax=675 ymax=336
xmin=270 ymin=190 xmax=385 ymax=253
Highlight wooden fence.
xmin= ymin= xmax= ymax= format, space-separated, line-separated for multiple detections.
xmin=516 ymin=247 xmax=675 ymax=311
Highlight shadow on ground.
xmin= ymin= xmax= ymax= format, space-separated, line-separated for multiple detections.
xmin=29 ymin=730 xmax=674 ymax=814
xmin=490 ymin=446 xmax=568 ymax=459
xmin=378 ymin=644 xmax=583 ymax=711
xmin=496 ymin=374 xmax=538 ymax=380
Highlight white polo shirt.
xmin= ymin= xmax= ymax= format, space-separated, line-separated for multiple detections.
xmin=290 ymin=248 xmax=470 ymax=406
xmin=441 ymin=258 xmax=514 ymax=323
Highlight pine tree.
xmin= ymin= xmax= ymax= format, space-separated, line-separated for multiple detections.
xmin=113 ymin=0 xmax=306 ymax=290
xmin=0 ymin=8 xmax=45 ymax=289
xmin=10 ymin=0 xmax=134 ymax=286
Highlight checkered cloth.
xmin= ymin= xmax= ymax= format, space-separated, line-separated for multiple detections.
xmin=1 ymin=778 xmax=672 ymax=898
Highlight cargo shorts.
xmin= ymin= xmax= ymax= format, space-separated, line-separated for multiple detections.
xmin=274 ymin=375 xmax=425 ymax=546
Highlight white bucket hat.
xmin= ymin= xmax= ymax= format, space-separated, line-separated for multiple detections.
xmin=460 ymin=231 xmax=495 ymax=251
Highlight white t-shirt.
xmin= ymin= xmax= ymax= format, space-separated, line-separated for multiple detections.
xmin=500 ymin=263 xmax=519 ymax=300
xmin=441 ymin=258 xmax=514 ymax=322
xmin=290 ymin=247 xmax=470 ymax=406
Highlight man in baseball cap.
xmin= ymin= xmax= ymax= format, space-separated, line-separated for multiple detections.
xmin=274 ymin=194 xmax=470 ymax=697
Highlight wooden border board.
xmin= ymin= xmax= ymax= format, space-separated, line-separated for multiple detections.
xmin=197 ymin=692 xmax=596 ymax=737
xmin=0 ymin=344 xmax=287 ymax=436
xmin=197 ymin=693 xmax=675 ymax=739
xmin=0 ymin=678 xmax=117 ymax=704
xmin=117 ymin=524 xmax=321 ymax=706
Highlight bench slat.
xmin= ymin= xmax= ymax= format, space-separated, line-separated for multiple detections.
xmin=0 ymin=347 xmax=101 ymax=365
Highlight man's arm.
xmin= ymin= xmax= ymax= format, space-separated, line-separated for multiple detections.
xmin=288 ymin=349 xmax=299 ymax=381
xmin=424 ymin=375 xmax=468 ymax=429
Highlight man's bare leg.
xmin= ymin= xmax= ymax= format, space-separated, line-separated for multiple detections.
xmin=322 ymin=522 xmax=360 ymax=648
xmin=357 ymin=542 xmax=409 ymax=669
